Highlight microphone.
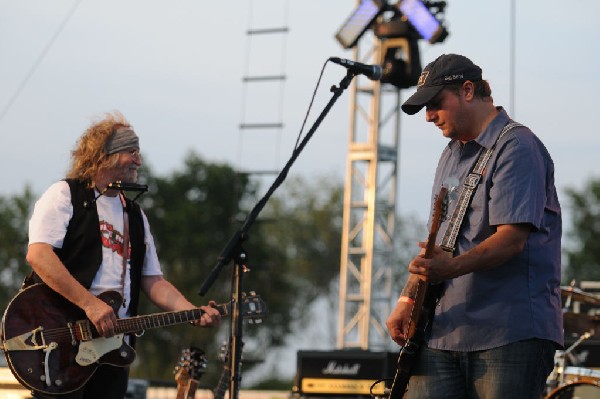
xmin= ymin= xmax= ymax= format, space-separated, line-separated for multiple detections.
xmin=329 ymin=57 xmax=383 ymax=81
xmin=107 ymin=181 xmax=148 ymax=192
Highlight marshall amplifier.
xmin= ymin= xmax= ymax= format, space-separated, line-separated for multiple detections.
xmin=293 ymin=350 xmax=397 ymax=397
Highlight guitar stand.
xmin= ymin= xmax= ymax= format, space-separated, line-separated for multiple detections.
xmin=198 ymin=66 xmax=357 ymax=399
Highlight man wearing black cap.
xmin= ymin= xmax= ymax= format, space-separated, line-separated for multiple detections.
xmin=386 ymin=54 xmax=562 ymax=398
xmin=23 ymin=111 xmax=221 ymax=399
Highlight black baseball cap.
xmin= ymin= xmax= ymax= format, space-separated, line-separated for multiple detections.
xmin=401 ymin=54 xmax=483 ymax=115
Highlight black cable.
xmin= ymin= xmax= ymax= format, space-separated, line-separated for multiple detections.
xmin=293 ymin=59 xmax=329 ymax=150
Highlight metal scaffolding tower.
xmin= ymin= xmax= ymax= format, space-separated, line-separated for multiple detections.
xmin=337 ymin=35 xmax=408 ymax=350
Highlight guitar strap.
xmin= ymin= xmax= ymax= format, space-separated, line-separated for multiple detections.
xmin=120 ymin=192 xmax=130 ymax=309
xmin=440 ymin=122 xmax=522 ymax=253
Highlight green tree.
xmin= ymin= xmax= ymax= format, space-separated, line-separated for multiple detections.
xmin=132 ymin=154 xmax=254 ymax=381
xmin=563 ymin=178 xmax=600 ymax=282
xmin=132 ymin=154 xmax=345 ymax=386
xmin=0 ymin=187 xmax=35 ymax=310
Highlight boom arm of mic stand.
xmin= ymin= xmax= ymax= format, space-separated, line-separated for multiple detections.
xmin=198 ymin=70 xmax=355 ymax=399
xmin=198 ymin=70 xmax=356 ymax=297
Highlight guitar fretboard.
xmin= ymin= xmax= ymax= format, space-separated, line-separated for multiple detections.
xmin=115 ymin=304 xmax=227 ymax=334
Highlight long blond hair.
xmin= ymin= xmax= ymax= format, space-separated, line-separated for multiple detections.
xmin=66 ymin=111 xmax=132 ymax=187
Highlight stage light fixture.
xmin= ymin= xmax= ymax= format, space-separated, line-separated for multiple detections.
xmin=334 ymin=0 xmax=448 ymax=89
xmin=380 ymin=38 xmax=422 ymax=89
xmin=396 ymin=0 xmax=448 ymax=44
xmin=335 ymin=0 xmax=385 ymax=49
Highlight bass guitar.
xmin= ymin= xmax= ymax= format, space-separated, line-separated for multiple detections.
xmin=0 ymin=283 xmax=266 ymax=395
xmin=389 ymin=186 xmax=449 ymax=398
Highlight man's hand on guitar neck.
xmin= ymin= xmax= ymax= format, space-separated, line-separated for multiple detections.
xmin=408 ymin=241 xmax=456 ymax=283
xmin=409 ymin=224 xmax=531 ymax=283
xmin=189 ymin=301 xmax=221 ymax=327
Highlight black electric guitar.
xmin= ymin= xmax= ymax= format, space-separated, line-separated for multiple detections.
xmin=174 ymin=347 xmax=207 ymax=399
xmin=389 ymin=186 xmax=449 ymax=398
xmin=0 ymin=283 xmax=266 ymax=395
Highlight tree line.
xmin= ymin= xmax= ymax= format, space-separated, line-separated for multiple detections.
xmin=0 ymin=152 xmax=597 ymax=387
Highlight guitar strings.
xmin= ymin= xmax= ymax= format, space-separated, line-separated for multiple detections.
xmin=19 ymin=308 xmax=205 ymax=343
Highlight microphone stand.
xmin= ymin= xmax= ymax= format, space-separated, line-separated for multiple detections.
xmin=199 ymin=70 xmax=357 ymax=399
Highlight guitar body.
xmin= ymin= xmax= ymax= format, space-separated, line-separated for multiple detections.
xmin=389 ymin=186 xmax=450 ymax=398
xmin=2 ymin=283 xmax=265 ymax=395
xmin=390 ymin=282 xmax=442 ymax=398
xmin=1 ymin=284 xmax=135 ymax=395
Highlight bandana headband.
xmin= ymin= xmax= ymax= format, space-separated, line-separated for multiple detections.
xmin=105 ymin=127 xmax=139 ymax=155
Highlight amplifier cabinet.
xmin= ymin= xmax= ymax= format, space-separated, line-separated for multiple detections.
xmin=294 ymin=350 xmax=397 ymax=397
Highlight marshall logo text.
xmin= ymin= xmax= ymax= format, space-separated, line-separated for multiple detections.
xmin=321 ymin=361 xmax=361 ymax=376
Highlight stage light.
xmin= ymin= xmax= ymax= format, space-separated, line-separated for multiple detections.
xmin=380 ymin=38 xmax=422 ymax=89
xmin=396 ymin=0 xmax=448 ymax=44
xmin=334 ymin=0 xmax=448 ymax=89
xmin=335 ymin=0 xmax=385 ymax=49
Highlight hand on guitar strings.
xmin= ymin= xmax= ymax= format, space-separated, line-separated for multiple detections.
xmin=386 ymin=301 xmax=413 ymax=346
xmin=84 ymin=296 xmax=120 ymax=337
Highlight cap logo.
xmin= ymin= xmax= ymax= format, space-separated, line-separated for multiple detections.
xmin=444 ymin=74 xmax=464 ymax=81
xmin=417 ymin=71 xmax=429 ymax=87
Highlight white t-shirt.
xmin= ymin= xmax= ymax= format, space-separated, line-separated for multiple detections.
xmin=28 ymin=181 xmax=163 ymax=318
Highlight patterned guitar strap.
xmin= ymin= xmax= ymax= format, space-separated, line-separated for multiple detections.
xmin=440 ymin=122 xmax=522 ymax=253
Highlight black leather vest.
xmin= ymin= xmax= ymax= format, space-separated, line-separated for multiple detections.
xmin=28 ymin=179 xmax=146 ymax=316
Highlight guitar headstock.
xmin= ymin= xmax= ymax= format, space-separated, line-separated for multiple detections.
xmin=174 ymin=347 xmax=207 ymax=384
xmin=432 ymin=186 xmax=449 ymax=230
xmin=240 ymin=291 xmax=267 ymax=324
xmin=216 ymin=291 xmax=267 ymax=323
xmin=432 ymin=177 xmax=458 ymax=226
xmin=217 ymin=341 xmax=230 ymax=363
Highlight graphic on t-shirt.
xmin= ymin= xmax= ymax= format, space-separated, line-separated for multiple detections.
xmin=99 ymin=220 xmax=129 ymax=257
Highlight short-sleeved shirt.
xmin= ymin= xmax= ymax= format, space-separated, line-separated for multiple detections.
xmin=28 ymin=180 xmax=163 ymax=318
xmin=427 ymin=108 xmax=563 ymax=351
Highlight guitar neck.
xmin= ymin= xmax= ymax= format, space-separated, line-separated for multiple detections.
xmin=175 ymin=375 xmax=199 ymax=399
xmin=115 ymin=304 xmax=227 ymax=335
xmin=213 ymin=365 xmax=231 ymax=399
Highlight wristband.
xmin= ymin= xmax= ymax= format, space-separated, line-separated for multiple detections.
xmin=398 ymin=296 xmax=415 ymax=305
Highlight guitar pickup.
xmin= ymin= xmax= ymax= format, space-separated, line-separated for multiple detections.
xmin=76 ymin=320 xmax=94 ymax=341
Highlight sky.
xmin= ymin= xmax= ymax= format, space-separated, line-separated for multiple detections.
xmin=2 ymin=0 xmax=599 ymax=227
xmin=2 ymin=0 xmax=600 ymax=381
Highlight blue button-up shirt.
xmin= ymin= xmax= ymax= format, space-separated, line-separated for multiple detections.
xmin=427 ymin=108 xmax=563 ymax=351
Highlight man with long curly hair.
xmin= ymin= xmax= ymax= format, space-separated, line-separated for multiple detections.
xmin=23 ymin=111 xmax=221 ymax=399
